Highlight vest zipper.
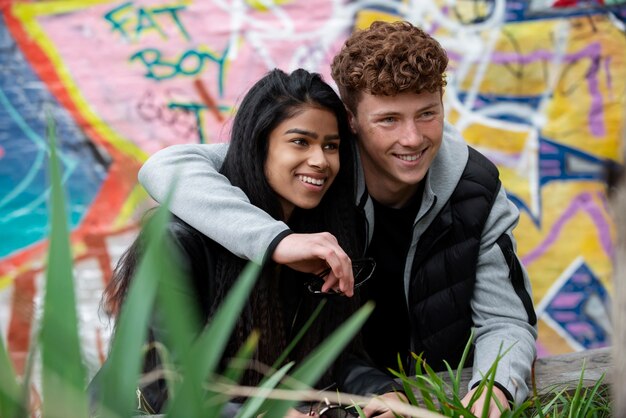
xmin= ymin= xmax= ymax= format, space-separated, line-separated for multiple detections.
xmin=405 ymin=195 xmax=437 ymax=373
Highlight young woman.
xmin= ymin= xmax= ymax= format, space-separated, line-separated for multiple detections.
xmin=98 ymin=69 xmax=397 ymax=416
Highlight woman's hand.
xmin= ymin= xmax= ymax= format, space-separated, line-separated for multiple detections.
xmin=272 ymin=233 xmax=354 ymax=296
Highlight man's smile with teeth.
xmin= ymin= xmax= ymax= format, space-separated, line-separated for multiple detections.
xmin=298 ymin=175 xmax=325 ymax=186
xmin=395 ymin=150 xmax=424 ymax=161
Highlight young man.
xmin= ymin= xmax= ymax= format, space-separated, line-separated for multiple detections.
xmin=138 ymin=21 xmax=537 ymax=417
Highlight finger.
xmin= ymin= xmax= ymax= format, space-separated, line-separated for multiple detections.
xmin=323 ymin=251 xmax=354 ymax=296
xmin=321 ymin=272 xmax=340 ymax=293
xmin=321 ymin=270 xmax=353 ymax=297
xmin=470 ymin=401 xmax=485 ymax=418
xmin=489 ymin=402 xmax=503 ymax=418
xmin=360 ymin=405 xmax=376 ymax=418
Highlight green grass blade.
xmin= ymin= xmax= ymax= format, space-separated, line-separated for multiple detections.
xmin=272 ymin=300 xmax=326 ymax=369
xmin=164 ymin=262 xmax=261 ymax=416
xmin=578 ymin=374 xmax=607 ymax=416
xmin=567 ymin=360 xmax=586 ymax=417
xmin=259 ymin=301 xmax=374 ymax=418
xmin=409 ymin=354 xmax=438 ymax=411
xmin=96 ymin=203 xmax=174 ymax=418
xmin=142 ymin=236 xmax=203 ymax=414
xmin=454 ymin=329 xmax=474 ymax=392
xmin=420 ymin=360 xmax=460 ymax=415
xmin=222 ymin=331 xmax=260 ymax=389
xmin=40 ymin=113 xmax=89 ymax=418
xmin=0 ymin=329 xmax=23 ymax=418
xmin=18 ymin=322 xmax=40 ymax=418
xmin=392 ymin=354 xmax=419 ymax=407
xmin=236 ymin=363 xmax=294 ymax=418
xmin=203 ymin=331 xmax=261 ymax=418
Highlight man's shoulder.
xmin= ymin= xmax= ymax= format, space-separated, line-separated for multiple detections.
xmin=465 ymin=147 xmax=500 ymax=183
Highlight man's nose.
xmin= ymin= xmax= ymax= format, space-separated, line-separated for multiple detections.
xmin=398 ymin=122 xmax=424 ymax=147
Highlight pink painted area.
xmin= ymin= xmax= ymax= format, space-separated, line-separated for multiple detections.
xmin=551 ymin=311 xmax=579 ymax=321
xmin=572 ymin=272 xmax=592 ymax=284
xmin=550 ymin=293 xmax=584 ymax=309
xmin=36 ymin=0 xmax=347 ymax=153
xmin=0 ymin=145 xmax=4 ymax=159
xmin=565 ymin=321 xmax=594 ymax=336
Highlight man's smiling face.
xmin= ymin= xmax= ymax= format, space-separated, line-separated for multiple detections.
xmin=349 ymin=90 xmax=444 ymax=208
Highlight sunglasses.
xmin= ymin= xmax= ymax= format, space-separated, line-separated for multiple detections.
xmin=308 ymin=398 xmax=359 ymax=417
xmin=304 ymin=258 xmax=376 ymax=295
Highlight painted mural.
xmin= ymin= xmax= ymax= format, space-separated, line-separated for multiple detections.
xmin=1 ymin=0 xmax=625 ymax=386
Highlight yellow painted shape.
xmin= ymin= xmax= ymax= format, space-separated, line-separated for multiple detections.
xmin=455 ymin=17 xmax=624 ymax=161
xmin=537 ymin=319 xmax=575 ymax=355
xmin=517 ymin=181 xmax=615 ymax=305
xmin=0 ymin=276 xmax=12 ymax=291
xmin=112 ymin=184 xmax=152 ymax=229
xmin=244 ymin=0 xmax=291 ymax=12
xmin=462 ymin=122 xmax=529 ymax=153
xmin=354 ymin=9 xmax=403 ymax=30
xmin=459 ymin=20 xmax=557 ymax=96
xmin=11 ymin=0 xmax=115 ymax=16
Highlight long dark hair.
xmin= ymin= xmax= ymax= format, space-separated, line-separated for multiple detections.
xmin=214 ymin=68 xmax=362 ymax=385
xmin=104 ymin=68 xmax=362 ymax=388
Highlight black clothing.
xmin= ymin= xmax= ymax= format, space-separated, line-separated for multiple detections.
xmin=361 ymin=183 xmax=424 ymax=372
xmin=358 ymin=148 xmax=535 ymax=380
xmin=89 ymin=216 xmax=399 ymax=416
xmin=407 ymin=148 xmax=529 ymax=373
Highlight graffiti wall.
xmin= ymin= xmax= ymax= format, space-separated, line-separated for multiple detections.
xmin=1 ymin=0 xmax=625 ymax=382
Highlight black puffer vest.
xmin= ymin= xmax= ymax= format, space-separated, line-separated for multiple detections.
xmin=407 ymin=147 xmax=535 ymax=372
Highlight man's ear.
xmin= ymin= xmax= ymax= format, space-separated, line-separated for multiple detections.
xmin=347 ymin=109 xmax=357 ymax=134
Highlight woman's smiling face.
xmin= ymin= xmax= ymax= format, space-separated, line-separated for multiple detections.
xmin=264 ymin=105 xmax=341 ymax=220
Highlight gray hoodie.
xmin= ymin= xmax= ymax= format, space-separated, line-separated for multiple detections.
xmin=138 ymin=121 xmax=537 ymax=404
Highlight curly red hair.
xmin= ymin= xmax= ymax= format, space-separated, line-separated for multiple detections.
xmin=331 ymin=20 xmax=448 ymax=113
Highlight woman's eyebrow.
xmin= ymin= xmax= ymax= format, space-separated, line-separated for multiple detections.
xmin=284 ymin=129 xmax=340 ymax=141
xmin=284 ymin=128 xmax=317 ymax=138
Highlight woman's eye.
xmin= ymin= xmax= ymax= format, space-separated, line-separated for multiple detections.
xmin=323 ymin=143 xmax=339 ymax=151
xmin=292 ymin=138 xmax=307 ymax=146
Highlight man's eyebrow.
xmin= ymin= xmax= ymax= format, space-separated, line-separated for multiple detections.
xmin=419 ymin=101 xmax=440 ymax=111
xmin=371 ymin=102 xmax=440 ymax=116
xmin=370 ymin=110 xmax=400 ymax=117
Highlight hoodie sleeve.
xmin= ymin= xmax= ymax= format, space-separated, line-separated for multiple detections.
xmin=470 ymin=185 xmax=538 ymax=404
xmin=138 ymin=143 xmax=290 ymax=263
xmin=335 ymin=354 xmax=402 ymax=396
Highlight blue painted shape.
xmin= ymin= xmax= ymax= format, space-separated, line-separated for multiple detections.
xmin=505 ymin=0 xmax=626 ymax=23
xmin=544 ymin=262 xmax=610 ymax=349
xmin=0 ymin=16 xmax=109 ymax=259
xmin=538 ymin=138 xmax=612 ymax=186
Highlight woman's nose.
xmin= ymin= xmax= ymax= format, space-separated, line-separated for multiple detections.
xmin=307 ymin=147 xmax=329 ymax=169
